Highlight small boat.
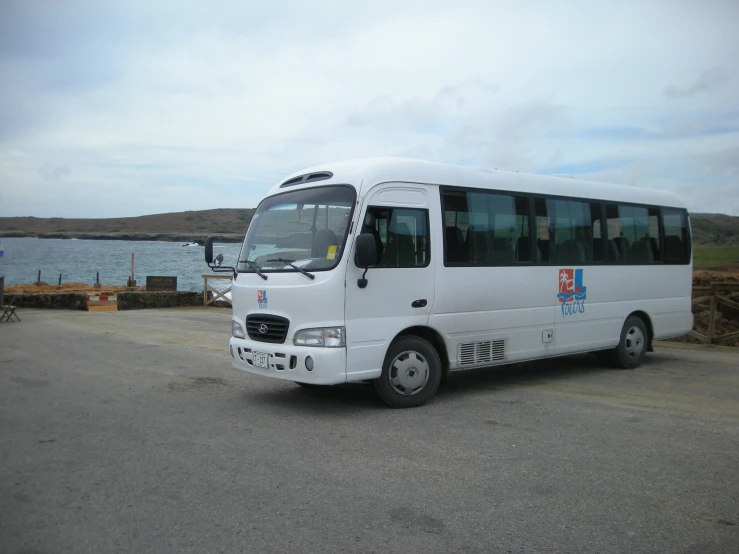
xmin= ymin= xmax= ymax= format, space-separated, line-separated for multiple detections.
xmin=181 ymin=242 xmax=200 ymax=247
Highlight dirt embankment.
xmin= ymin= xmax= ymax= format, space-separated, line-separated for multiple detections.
xmin=692 ymin=269 xmax=739 ymax=285
xmin=668 ymin=270 xmax=739 ymax=347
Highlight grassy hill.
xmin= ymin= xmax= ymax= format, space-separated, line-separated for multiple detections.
xmin=688 ymin=213 xmax=739 ymax=269
xmin=1 ymin=209 xmax=737 ymax=268
xmin=690 ymin=213 xmax=739 ymax=245
xmin=0 ymin=209 xmax=255 ymax=243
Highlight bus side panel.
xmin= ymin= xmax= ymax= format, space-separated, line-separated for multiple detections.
xmin=431 ymin=266 xmax=556 ymax=368
xmin=650 ymin=264 xmax=694 ymax=339
xmin=554 ymin=265 xmax=693 ymax=354
xmin=554 ymin=266 xmax=629 ymax=355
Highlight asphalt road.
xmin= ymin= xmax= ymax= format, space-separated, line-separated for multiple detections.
xmin=1 ymin=308 xmax=738 ymax=554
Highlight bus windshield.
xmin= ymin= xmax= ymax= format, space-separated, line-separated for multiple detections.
xmin=237 ymin=185 xmax=356 ymax=273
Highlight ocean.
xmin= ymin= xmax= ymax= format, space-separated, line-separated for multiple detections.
xmin=0 ymin=237 xmax=243 ymax=292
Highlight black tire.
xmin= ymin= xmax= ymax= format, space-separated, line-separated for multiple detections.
xmin=374 ymin=336 xmax=442 ymax=408
xmin=611 ymin=315 xmax=648 ymax=369
xmin=295 ymin=382 xmax=322 ymax=388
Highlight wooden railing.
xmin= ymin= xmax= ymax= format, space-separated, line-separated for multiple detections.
xmin=202 ymin=274 xmax=232 ymax=307
xmin=689 ymin=282 xmax=739 ymax=345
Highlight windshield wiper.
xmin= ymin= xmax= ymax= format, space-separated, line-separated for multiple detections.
xmin=238 ymin=260 xmax=267 ymax=280
xmin=268 ymin=258 xmax=316 ymax=280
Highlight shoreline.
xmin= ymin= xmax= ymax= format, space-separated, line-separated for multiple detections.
xmin=0 ymin=232 xmax=243 ymax=243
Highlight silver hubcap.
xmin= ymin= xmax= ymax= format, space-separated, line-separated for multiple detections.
xmin=624 ymin=326 xmax=645 ymax=359
xmin=388 ymin=350 xmax=430 ymax=396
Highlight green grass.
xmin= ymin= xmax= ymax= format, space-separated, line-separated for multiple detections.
xmin=693 ymin=244 xmax=739 ymax=269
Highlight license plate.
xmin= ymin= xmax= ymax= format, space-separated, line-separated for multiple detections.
xmin=254 ymin=351 xmax=269 ymax=369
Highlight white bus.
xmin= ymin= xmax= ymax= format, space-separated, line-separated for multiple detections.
xmin=205 ymin=158 xmax=693 ymax=408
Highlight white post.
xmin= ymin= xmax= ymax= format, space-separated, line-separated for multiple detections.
xmin=127 ymin=253 xmax=137 ymax=288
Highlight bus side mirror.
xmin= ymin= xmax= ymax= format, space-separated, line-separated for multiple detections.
xmin=355 ymin=233 xmax=378 ymax=268
xmin=355 ymin=233 xmax=378 ymax=289
xmin=204 ymin=236 xmax=214 ymax=264
xmin=204 ymin=236 xmax=236 ymax=277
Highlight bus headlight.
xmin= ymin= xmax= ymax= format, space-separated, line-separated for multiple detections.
xmin=293 ymin=327 xmax=345 ymax=348
xmin=232 ymin=320 xmax=246 ymax=339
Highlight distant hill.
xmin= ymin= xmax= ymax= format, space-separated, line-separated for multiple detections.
xmin=0 ymin=209 xmax=737 ymax=246
xmin=0 ymin=208 xmax=255 ymax=243
xmin=689 ymin=213 xmax=739 ymax=246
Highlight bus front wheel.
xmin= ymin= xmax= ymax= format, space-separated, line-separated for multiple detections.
xmin=374 ymin=336 xmax=442 ymax=408
xmin=611 ymin=315 xmax=648 ymax=369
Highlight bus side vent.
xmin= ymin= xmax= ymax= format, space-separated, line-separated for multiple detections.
xmin=458 ymin=340 xmax=506 ymax=366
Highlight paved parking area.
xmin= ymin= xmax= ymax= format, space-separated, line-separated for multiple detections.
xmin=1 ymin=308 xmax=738 ymax=553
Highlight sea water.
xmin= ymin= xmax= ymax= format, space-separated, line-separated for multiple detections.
xmin=0 ymin=237 xmax=243 ymax=292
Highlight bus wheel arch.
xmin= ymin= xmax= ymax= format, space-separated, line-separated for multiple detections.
xmin=393 ymin=326 xmax=449 ymax=374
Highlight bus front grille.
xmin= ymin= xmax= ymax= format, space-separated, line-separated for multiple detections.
xmin=458 ymin=340 xmax=506 ymax=366
xmin=245 ymin=314 xmax=289 ymax=344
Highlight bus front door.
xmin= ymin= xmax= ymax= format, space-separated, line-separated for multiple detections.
xmin=344 ymin=185 xmax=437 ymax=383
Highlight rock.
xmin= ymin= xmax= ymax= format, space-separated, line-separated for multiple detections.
xmin=10 ymin=293 xmax=88 ymax=310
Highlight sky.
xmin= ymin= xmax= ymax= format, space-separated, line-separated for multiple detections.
xmin=0 ymin=0 xmax=738 ymax=218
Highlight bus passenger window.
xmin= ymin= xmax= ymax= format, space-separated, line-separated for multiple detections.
xmin=592 ymin=204 xmax=605 ymax=262
xmin=648 ymin=208 xmax=660 ymax=261
xmin=605 ymin=204 xmax=624 ymax=262
xmin=618 ymin=205 xmax=652 ymax=264
xmin=547 ymin=199 xmax=594 ymax=264
xmin=662 ymin=208 xmax=690 ymax=264
xmin=534 ymin=198 xmax=550 ymax=263
xmin=441 ymin=189 xmax=530 ymax=265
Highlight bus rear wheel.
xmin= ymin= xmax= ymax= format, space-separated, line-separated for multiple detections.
xmin=610 ymin=315 xmax=648 ymax=369
xmin=374 ymin=336 xmax=442 ymax=408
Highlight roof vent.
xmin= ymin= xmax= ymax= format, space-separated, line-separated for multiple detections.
xmin=305 ymin=171 xmax=333 ymax=183
xmin=281 ymin=176 xmax=304 ymax=187
xmin=279 ymin=171 xmax=334 ymax=188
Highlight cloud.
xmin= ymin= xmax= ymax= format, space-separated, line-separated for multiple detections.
xmin=0 ymin=1 xmax=738 ymax=217
xmin=664 ymin=67 xmax=729 ymax=99
xmin=39 ymin=164 xmax=70 ymax=182
xmin=347 ymin=80 xmax=500 ymax=130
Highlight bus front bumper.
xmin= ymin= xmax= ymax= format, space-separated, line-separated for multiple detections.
xmin=229 ymin=337 xmax=347 ymax=385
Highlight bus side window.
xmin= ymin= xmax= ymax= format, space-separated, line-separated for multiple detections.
xmin=592 ymin=203 xmax=605 ymax=262
xmin=371 ymin=207 xmax=430 ymax=268
xmin=662 ymin=208 xmax=690 ymax=264
xmin=441 ymin=189 xmax=529 ymax=265
xmin=546 ymin=199 xmax=594 ymax=265
xmin=534 ymin=198 xmax=550 ymax=263
xmin=605 ymin=204 xmax=623 ymax=263
xmin=648 ymin=208 xmax=661 ymax=261
xmin=618 ymin=205 xmax=651 ymax=264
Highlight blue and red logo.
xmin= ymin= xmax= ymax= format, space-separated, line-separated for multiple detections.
xmin=557 ymin=269 xmax=586 ymax=317
xmin=257 ymin=289 xmax=268 ymax=309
